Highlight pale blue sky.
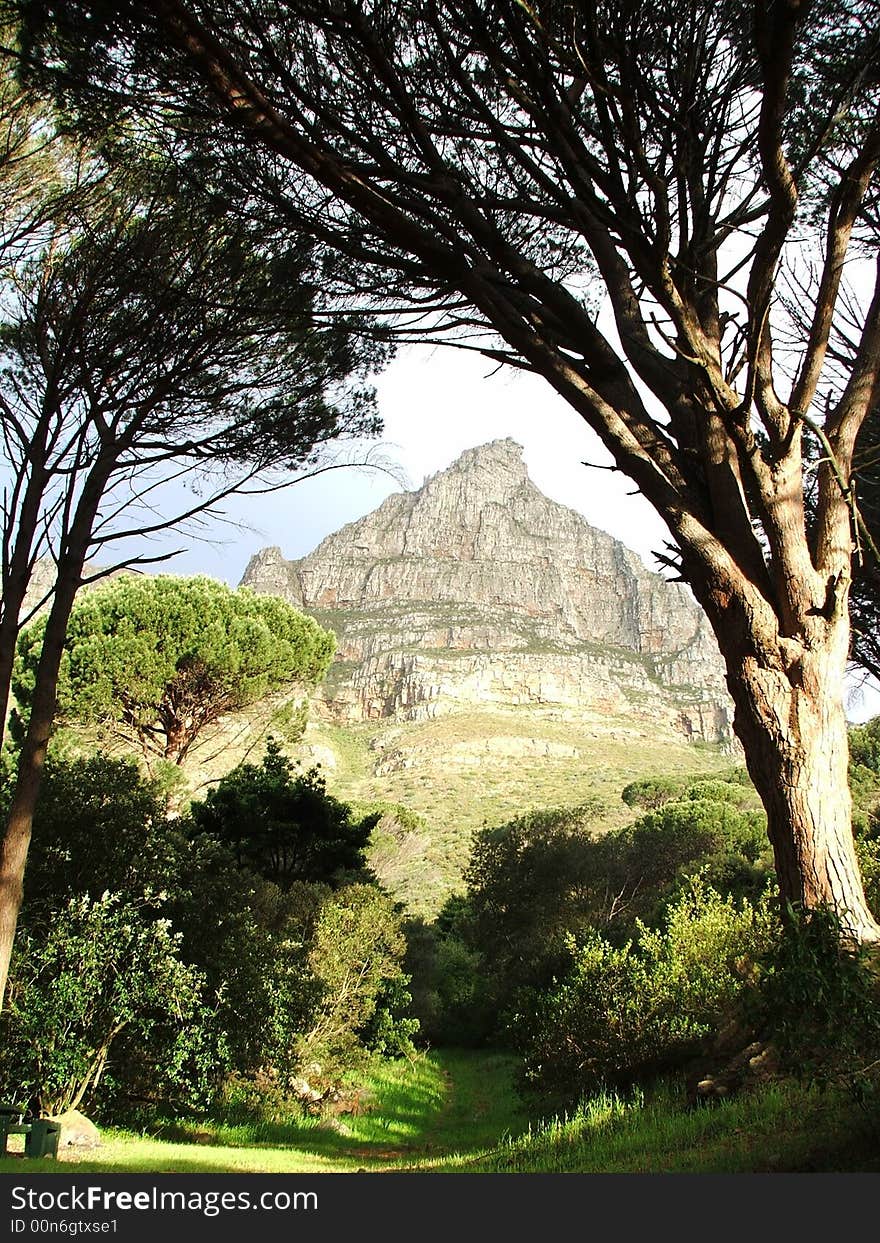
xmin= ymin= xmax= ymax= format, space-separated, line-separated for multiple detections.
xmin=159 ymin=344 xmax=669 ymax=584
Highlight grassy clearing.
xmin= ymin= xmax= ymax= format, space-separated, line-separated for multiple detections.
xmin=3 ymin=1051 xmax=875 ymax=1176
xmin=306 ymin=709 xmax=731 ymax=912
xmin=0 ymin=1051 xmax=530 ymax=1175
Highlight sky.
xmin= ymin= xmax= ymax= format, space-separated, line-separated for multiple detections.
xmin=164 ymin=344 xmax=670 ymax=583
xmin=125 ymin=342 xmax=880 ymax=725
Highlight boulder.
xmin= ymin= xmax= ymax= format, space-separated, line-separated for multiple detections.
xmin=50 ymin=1109 xmax=101 ymax=1149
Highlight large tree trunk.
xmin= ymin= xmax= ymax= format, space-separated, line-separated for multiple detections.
xmin=712 ymin=597 xmax=879 ymax=942
xmin=0 ymin=560 xmax=85 ymax=1006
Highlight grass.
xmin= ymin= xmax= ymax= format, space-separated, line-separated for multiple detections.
xmin=468 ymin=1079 xmax=880 ymax=1173
xmin=0 ymin=1051 xmax=530 ymax=1175
xmin=305 ymin=708 xmax=732 ymax=913
xmin=3 ymin=1051 xmax=877 ymax=1176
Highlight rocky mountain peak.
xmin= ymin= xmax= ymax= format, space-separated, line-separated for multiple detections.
xmin=241 ymin=441 xmax=733 ymax=743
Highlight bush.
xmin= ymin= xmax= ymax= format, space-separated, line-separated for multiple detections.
xmin=620 ymin=777 xmax=686 ymax=809
xmin=403 ymin=916 xmax=494 ymax=1046
xmin=750 ymin=907 xmax=880 ymax=1101
xmin=617 ymin=797 xmax=771 ymax=917
xmin=849 ymin=716 xmax=880 ymax=775
xmin=514 ymin=880 xmax=776 ymax=1100
xmin=684 ymin=779 xmax=750 ymax=806
xmin=188 ymin=739 xmax=377 ymax=887
xmin=295 ymin=884 xmax=417 ymax=1083
xmin=856 ymin=833 xmax=880 ymax=916
xmin=17 ymin=753 xmax=181 ymax=919
xmin=463 ymin=803 xmax=609 ymax=1017
xmin=0 ymin=894 xmax=218 ymax=1117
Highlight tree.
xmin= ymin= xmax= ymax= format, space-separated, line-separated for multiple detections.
xmin=188 ymin=738 xmax=377 ymax=887
xmin=0 ymin=90 xmax=389 ymax=1005
xmin=296 ymin=882 xmax=413 ymax=1079
xmin=7 ymin=751 xmax=323 ymax=1088
xmin=14 ymin=1 xmax=880 ymax=941
xmin=848 ymin=405 xmax=880 ymax=684
xmin=13 ymin=575 xmax=336 ymax=769
xmin=2 ymin=752 xmax=182 ymax=919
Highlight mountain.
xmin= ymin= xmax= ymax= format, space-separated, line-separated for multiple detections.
xmin=241 ymin=438 xmax=732 ymax=745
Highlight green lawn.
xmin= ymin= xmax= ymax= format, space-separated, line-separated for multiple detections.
xmin=2 ymin=1050 xmax=876 ymax=1175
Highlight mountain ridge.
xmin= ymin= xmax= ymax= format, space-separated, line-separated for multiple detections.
xmin=241 ymin=439 xmax=733 ymax=744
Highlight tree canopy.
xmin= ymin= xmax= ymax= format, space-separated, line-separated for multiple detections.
xmin=13 ymin=575 xmax=336 ymax=766
xmin=0 ymin=49 xmax=391 ymax=1006
xmin=10 ymin=0 xmax=880 ymax=941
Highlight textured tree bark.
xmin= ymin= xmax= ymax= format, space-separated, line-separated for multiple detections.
xmin=713 ymin=601 xmax=879 ymax=942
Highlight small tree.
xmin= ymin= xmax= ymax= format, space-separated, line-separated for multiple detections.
xmin=297 ymin=882 xmax=413 ymax=1079
xmin=189 ymin=739 xmax=377 ymax=887
xmin=0 ymin=892 xmax=215 ymax=1115
xmin=13 ymin=576 xmax=336 ymax=769
xmin=9 ymin=751 xmax=324 ymax=1087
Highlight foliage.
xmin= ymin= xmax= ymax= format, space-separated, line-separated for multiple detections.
xmin=846 ymin=407 xmax=880 ymax=684
xmin=856 ymin=834 xmax=880 ymax=916
xmin=459 ymin=785 xmax=772 ymax=1035
xmin=615 ymin=796 xmax=771 ymax=917
xmin=621 ymin=777 xmax=687 ymax=809
xmin=750 ymin=908 xmax=880 ymax=1102
xmin=0 ymin=893 xmax=217 ymax=1116
xmin=357 ymin=973 xmax=419 ymax=1059
xmin=13 ymin=753 xmax=180 ymax=918
xmin=165 ymin=845 xmax=322 ymax=1083
xmin=20 ymin=0 xmax=880 ymax=932
xmin=850 ymin=716 xmax=880 ymax=777
xmin=402 ymin=915 xmax=494 ymax=1047
xmin=4 ymin=751 xmax=410 ymax=1109
xmin=514 ymin=881 xmax=777 ymax=1100
xmin=13 ymin=577 xmax=336 ymax=766
xmin=297 ymin=883 xmax=415 ymax=1081
xmin=463 ymin=803 xmax=609 ymax=1013
xmin=189 ymin=739 xmax=376 ymax=887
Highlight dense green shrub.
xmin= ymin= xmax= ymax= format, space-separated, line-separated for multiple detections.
xmin=16 ymin=753 xmax=181 ymax=918
xmin=463 ymin=803 xmax=610 ymax=1016
xmin=856 ymin=833 xmax=880 ymax=915
xmin=684 ymin=779 xmax=750 ymax=806
xmin=4 ymin=751 xmax=414 ymax=1115
xmin=358 ymin=974 xmax=419 ymax=1058
xmin=750 ymin=907 xmax=880 ymax=1100
xmin=616 ymin=797 xmax=771 ymax=917
xmin=402 ymin=916 xmax=494 ymax=1047
xmin=514 ymin=881 xmax=776 ymax=1100
xmin=620 ymin=776 xmax=686 ymax=809
xmin=296 ymin=883 xmax=415 ymax=1081
xmin=189 ymin=739 xmax=377 ymax=887
xmin=460 ymin=788 xmax=772 ymax=1036
xmin=0 ymin=894 xmax=217 ymax=1116
xmin=849 ymin=716 xmax=880 ymax=775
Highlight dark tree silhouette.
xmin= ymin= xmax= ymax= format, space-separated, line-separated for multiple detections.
xmin=12 ymin=0 xmax=880 ymax=940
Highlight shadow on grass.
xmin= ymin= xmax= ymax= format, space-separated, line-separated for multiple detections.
xmin=11 ymin=1050 xmax=531 ymax=1174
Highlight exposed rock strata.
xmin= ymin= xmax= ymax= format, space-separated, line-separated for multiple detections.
xmin=241 ymin=440 xmax=732 ymax=743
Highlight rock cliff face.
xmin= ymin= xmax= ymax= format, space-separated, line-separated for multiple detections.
xmin=241 ymin=440 xmax=732 ymax=743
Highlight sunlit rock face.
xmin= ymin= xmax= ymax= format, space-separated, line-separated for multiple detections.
xmin=242 ymin=440 xmax=732 ymax=743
